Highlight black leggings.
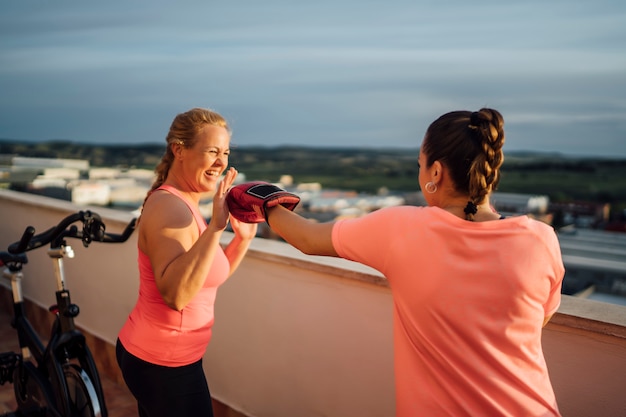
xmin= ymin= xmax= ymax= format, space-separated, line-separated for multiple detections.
xmin=116 ymin=339 xmax=214 ymax=417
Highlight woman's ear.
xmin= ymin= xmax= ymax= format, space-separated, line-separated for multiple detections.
xmin=430 ymin=160 xmax=443 ymax=183
xmin=171 ymin=142 xmax=184 ymax=161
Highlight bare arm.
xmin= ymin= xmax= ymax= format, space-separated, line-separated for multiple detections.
xmin=266 ymin=205 xmax=338 ymax=257
xmin=140 ymin=169 xmax=237 ymax=311
xmin=141 ymin=194 xmax=225 ymax=311
xmin=223 ymin=216 xmax=257 ymax=275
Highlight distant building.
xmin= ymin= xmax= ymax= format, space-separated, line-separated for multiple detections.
xmin=306 ymin=191 xmax=405 ymax=218
xmin=0 ymin=156 xmax=155 ymax=209
xmin=558 ymin=228 xmax=626 ymax=305
xmin=491 ymin=192 xmax=549 ymax=215
xmin=550 ymin=201 xmax=610 ymax=229
xmin=411 ymin=191 xmax=550 ymax=215
xmin=71 ymin=182 xmax=111 ymax=206
xmin=89 ymin=167 xmax=122 ymax=179
xmin=10 ymin=156 xmax=89 ymax=171
xmin=0 ymin=155 xmax=89 ymax=189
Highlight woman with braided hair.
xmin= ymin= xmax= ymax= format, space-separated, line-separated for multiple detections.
xmin=116 ymin=107 xmax=257 ymax=417
xmin=234 ymin=108 xmax=564 ymax=416
xmin=420 ymin=108 xmax=506 ymax=222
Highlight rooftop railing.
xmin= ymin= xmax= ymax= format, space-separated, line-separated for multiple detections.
xmin=1 ymin=188 xmax=624 ymax=417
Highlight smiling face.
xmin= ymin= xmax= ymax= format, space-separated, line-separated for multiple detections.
xmin=177 ymin=124 xmax=231 ymax=193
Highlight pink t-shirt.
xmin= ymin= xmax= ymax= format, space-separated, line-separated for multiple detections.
xmin=332 ymin=206 xmax=564 ymax=417
xmin=118 ymin=185 xmax=230 ymax=367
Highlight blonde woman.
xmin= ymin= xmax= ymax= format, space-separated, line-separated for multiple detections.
xmin=117 ymin=108 xmax=257 ymax=417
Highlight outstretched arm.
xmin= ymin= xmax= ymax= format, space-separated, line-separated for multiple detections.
xmin=266 ymin=205 xmax=338 ymax=257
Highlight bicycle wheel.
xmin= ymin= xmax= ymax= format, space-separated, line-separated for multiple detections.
xmin=13 ymin=361 xmax=56 ymax=416
xmin=63 ymin=364 xmax=102 ymax=417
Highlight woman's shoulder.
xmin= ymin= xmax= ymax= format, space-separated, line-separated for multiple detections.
xmin=138 ymin=189 xmax=199 ymax=253
xmin=142 ymin=189 xmax=194 ymax=227
xmin=522 ymin=215 xmax=560 ymax=238
xmin=361 ymin=205 xmax=423 ymax=215
xmin=145 ymin=188 xmax=186 ymax=209
xmin=345 ymin=205 xmax=428 ymax=227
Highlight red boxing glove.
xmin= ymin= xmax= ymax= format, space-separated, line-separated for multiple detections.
xmin=226 ymin=181 xmax=301 ymax=223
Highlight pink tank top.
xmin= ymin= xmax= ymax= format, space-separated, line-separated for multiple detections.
xmin=118 ymin=185 xmax=230 ymax=366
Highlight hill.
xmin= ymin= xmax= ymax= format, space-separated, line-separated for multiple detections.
xmin=1 ymin=139 xmax=625 ymax=215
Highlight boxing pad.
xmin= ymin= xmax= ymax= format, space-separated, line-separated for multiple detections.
xmin=226 ymin=181 xmax=300 ymax=223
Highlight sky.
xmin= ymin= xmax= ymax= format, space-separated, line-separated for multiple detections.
xmin=1 ymin=1 xmax=625 ymax=157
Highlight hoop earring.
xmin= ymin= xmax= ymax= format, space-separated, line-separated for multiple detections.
xmin=425 ymin=181 xmax=437 ymax=194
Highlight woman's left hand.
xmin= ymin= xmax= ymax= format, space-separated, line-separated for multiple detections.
xmin=229 ymin=216 xmax=258 ymax=240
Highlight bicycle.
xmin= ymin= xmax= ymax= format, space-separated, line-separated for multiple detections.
xmin=0 ymin=210 xmax=136 ymax=417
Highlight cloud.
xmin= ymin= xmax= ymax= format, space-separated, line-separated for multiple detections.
xmin=0 ymin=1 xmax=625 ymax=157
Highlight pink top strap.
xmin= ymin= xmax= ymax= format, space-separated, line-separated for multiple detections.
xmin=156 ymin=184 xmax=207 ymax=233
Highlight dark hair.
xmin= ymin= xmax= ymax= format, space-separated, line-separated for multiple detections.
xmin=422 ymin=108 xmax=505 ymax=221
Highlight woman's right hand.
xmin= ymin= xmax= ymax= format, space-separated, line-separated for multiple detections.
xmin=210 ymin=167 xmax=238 ymax=230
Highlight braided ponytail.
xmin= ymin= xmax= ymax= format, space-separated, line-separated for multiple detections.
xmin=465 ymin=109 xmax=505 ymax=220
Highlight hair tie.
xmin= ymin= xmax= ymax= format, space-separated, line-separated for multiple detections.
xmin=463 ymin=201 xmax=478 ymax=215
xmin=468 ymin=111 xmax=481 ymax=130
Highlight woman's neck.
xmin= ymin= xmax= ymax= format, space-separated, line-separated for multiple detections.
xmin=438 ymin=198 xmax=501 ymax=221
xmin=162 ymin=176 xmax=201 ymax=205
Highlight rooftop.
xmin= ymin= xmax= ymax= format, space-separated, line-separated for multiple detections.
xmin=1 ymin=189 xmax=625 ymax=417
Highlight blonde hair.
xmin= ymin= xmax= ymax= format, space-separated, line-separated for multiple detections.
xmin=142 ymin=108 xmax=230 ymax=207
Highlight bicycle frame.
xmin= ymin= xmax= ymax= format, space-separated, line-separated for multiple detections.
xmin=6 ymin=263 xmax=45 ymax=366
xmin=44 ymin=245 xmax=106 ymax=417
xmin=4 ymin=255 xmax=65 ymax=417
xmin=1 ymin=210 xmax=136 ymax=417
